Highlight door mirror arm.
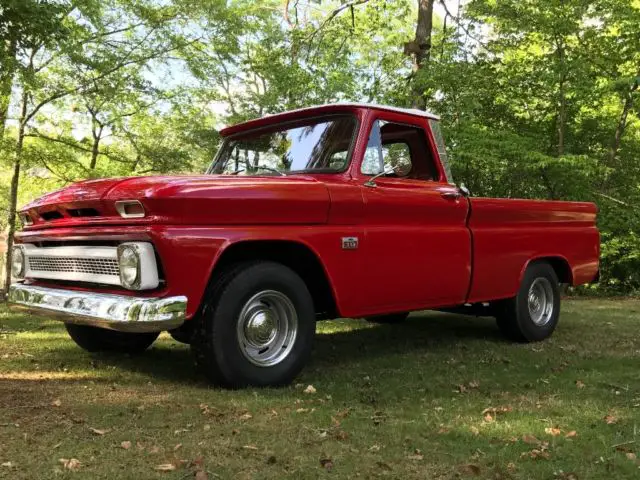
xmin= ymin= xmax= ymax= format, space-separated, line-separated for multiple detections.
xmin=364 ymin=166 xmax=396 ymax=188
xmin=459 ymin=183 xmax=471 ymax=197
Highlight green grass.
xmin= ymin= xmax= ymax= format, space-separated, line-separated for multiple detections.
xmin=1 ymin=299 xmax=639 ymax=479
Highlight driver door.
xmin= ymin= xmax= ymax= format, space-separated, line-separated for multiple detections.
xmin=356 ymin=118 xmax=471 ymax=314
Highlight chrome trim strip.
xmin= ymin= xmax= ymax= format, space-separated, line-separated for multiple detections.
xmin=8 ymin=284 xmax=187 ymax=333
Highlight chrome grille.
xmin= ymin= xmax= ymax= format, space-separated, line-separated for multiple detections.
xmin=28 ymin=256 xmax=120 ymax=276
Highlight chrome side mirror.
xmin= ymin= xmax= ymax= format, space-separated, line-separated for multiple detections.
xmin=459 ymin=183 xmax=471 ymax=197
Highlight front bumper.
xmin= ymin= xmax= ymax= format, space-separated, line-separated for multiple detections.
xmin=8 ymin=284 xmax=187 ymax=333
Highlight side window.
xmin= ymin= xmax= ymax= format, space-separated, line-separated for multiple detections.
xmin=361 ymin=120 xmax=437 ymax=180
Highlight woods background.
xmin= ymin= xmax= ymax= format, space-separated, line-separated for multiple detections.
xmin=1 ymin=0 xmax=638 ymax=293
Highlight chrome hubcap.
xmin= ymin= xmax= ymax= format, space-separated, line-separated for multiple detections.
xmin=527 ymin=277 xmax=554 ymax=326
xmin=236 ymin=290 xmax=298 ymax=367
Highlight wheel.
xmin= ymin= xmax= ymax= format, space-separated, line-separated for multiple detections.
xmin=495 ymin=261 xmax=560 ymax=342
xmin=365 ymin=312 xmax=410 ymax=324
xmin=65 ymin=323 xmax=159 ymax=353
xmin=191 ymin=262 xmax=316 ymax=387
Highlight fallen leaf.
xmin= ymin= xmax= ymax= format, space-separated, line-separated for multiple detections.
xmin=59 ymin=458 xmax=81 ymax=470
xmin=482 ymin=406 xmax=512 ymax=416
xmin=545 ymin=427 xmax=562 ymax=436
xmin=459 ymin=464 xmax=481 ymax=475
xmin=1 ymin=462 xmax=13 ymax=468
xmin=604 ymin=414 xmax=617 ymax=425
xmin=51 ymin=399 xmax=62 ymax=407
xmin=457 ymin=384 xmax=467 ymax=393
xmin=626 ymin=452 xmax=637 ymax=461
xmin=154 ymin=463 xmax=176 ymax=472
xmin=149 ymin=446 xmax=161 ymax=454
xmin=320 ymin=457 xmax=334 ymax=471
xmin=242 ymin=445 xmax=258 ymax=450
xmin=296 ymin=408 xmax=309 ymax=413
xmin=195 ymin=471 xmax=208 ymax=480
xmin=174 ymin=428 xmax=189 ymax=435
xmin=522 ymin=435 xmax=540 ymax=445
xmin=575 ymin=380 xmax=585 ymax=389
xmin=565 ymin=430 xmax=578 ymax=438
xmin=174 ymin=443 xmax=182 ymax=451
xmin=120 ymin=441 xmax=132 ymax=450
xmin=521 ymin=449 xmax=550 ymax=460
xmin=468 ymin=380 xmax=480 ymax=389
xmin=483 ymin=413 xmax=494 ymax=422
xmin=304 ymin=385 xmax=317 ymax=394
xmin=203 ymin=424 xmax=211 ymax=431
xmin=238 ymin=413 xmax=253 ymax=421
xmin=368 ymin=444 xmax=381 ymax=452
xmin=89 ymin=427 xmax=110 ymax=436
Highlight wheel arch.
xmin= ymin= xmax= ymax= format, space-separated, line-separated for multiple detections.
xmin=520 ymin=255 xmax=574 ymax=286
xmin=205 ymin=239 xmax=339 ymax=320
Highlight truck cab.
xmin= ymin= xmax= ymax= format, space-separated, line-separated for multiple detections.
xmin=9 ymin=103 xmax=600 ymax=387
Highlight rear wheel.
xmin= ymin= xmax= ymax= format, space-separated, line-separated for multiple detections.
xmin=365 ymin=312 xmax=410 ymax=324
xmin=495 ymin=262 xmax=560 ymax=342
xmin=65 ymin=324 xmax=159 ymax=353
xmin=191 ymin=262 xmax=316 ymax=387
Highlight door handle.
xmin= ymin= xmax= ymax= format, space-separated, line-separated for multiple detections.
xmin=440 ymin=191 xmax=461 ymax=200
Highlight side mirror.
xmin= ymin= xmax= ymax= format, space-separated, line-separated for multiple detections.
xmin=459 ymin=183 xmax=471 ymax=197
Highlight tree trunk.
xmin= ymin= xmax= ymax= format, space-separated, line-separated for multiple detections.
xmin=609 ymin=77 xmax=639 ymax=165
xmin=555 ymin=40 xmax=567 ymax=157
xmin=3 ymin=92 xmax=28 ymax=291
xmin=89 ymin=124 xmax=104 ymax=169
xmin=0 ymin=37 xmax=18 ymax=139
xmin=404 ymin=0 xmax=434 ymax=110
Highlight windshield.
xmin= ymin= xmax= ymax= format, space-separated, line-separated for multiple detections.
xmin=209 ymin=115 xmax=357 ymax=175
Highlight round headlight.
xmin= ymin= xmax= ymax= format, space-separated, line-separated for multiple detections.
xmin=11 ymin=246 xmax=25 ymax=279
xmin=118 ymin=245 xmax=140 ymax=289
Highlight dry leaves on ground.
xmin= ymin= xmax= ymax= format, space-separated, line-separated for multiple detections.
xmin=120 ymin=441 xmax=132 ymax=450
xmin=59 ymin=458 xmax=81 ymax=470
xmin=154 ymin=463 xmax=176 ymax=472
xmin=545 ymin=427 xmax=562 ymax=437
xmin=304 ymin=385 xmax=317 ymax=394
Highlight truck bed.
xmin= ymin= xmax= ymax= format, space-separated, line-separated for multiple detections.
xmin=466 ymin=197 xmax=599 ymax=303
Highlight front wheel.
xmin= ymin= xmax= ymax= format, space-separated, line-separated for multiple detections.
xmin=65 ymin=323 xmax=159 ymax=353
xmin=495 ymin=261 xmax=560 ymax=342
xmin=191 ymin=262 xmax=316 ymax=387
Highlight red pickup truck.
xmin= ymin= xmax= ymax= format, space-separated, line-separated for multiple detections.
xmin=9 ymin=103 xmax=600 ymax=387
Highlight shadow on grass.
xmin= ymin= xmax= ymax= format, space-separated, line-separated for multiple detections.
xmin=5 ymin=311 xmax=514 ymax=386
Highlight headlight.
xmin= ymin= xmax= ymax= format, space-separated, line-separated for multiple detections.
xmin=11 ymin=246 xmax=25 ymax=279
xmin=117 ymin=244 xmax=141 ymax=289
xmin=116 ymin=242 xmax=160 ymax=290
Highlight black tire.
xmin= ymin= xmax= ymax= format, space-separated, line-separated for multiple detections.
xmin=65 ymin=323 xmax=159 ymax=353
xmin=191 ymin=261 xmax=316 ymax=387
xmin=495 ymin=261 xmax=561 ymax=342
xmin=365 ymin=312 xmax=410 ymax=324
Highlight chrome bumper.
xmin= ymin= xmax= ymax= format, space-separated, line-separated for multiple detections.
xmin=8 ymin=284 xmax=187 ymax=333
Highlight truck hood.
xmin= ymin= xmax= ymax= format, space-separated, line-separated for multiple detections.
xmin=21 ymin=175 xmax=331 ymax=228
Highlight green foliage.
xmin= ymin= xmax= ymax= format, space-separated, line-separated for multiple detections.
xmin=0 ymin=0 xmax=639 ymax=293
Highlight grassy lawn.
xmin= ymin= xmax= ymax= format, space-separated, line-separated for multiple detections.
xmin=1 ymin=299 xmax=639 ymax=479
